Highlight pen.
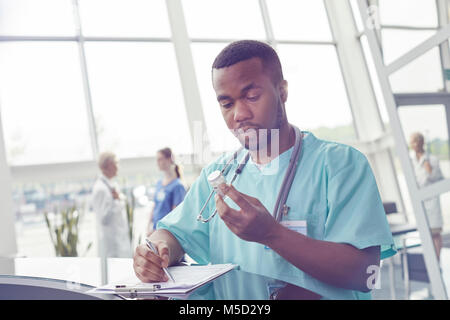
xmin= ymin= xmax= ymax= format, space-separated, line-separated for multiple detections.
xmin=145 ymin=238 xmax=175 ymax=282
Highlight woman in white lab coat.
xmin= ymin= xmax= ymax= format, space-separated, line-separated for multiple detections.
xmin=410 ymin=132 xmax=445 ymax=260
xmin=91 ymin=152 xmax=131 ymax=258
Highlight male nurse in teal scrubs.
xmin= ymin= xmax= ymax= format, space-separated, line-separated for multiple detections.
xmin=133 ymin=40 xmax=396 ymax=299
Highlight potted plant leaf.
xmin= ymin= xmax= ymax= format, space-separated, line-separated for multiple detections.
xmin=125 ymin=191 xmax=141 ymax=247
xmin=44 ymin=205 xmax=92 ymax=257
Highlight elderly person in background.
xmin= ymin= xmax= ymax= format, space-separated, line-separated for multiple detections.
xmin=91 ymin=152 xmax=131 ymax=258
xmin=410 ymin=132 xmax=445 ymax=260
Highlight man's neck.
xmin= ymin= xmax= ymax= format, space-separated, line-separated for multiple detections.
xmin=415 ymin=150 xmax=424 ymax=160
xmin=101 ymin=173 xmax=113 ymax=180
xmin=250 ymin=123 xmax=295 ymax=165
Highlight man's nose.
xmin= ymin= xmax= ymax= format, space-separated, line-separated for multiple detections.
xmin=233 ymin=100 xmax=253 ymax=123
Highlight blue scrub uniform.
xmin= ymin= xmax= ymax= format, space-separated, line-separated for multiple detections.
xmin=158 ymin=132 xmax=396 ymax=299
xmin=152 ymin=178 xmax=186 ymax=230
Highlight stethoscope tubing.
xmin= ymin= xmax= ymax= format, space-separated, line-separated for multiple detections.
xmin=273 ymin=127 xmax=303 ymax=222
xmin=197 ymin=126 xmax=303 ymax=223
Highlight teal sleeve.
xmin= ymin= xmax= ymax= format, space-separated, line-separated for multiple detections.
xmin=157 ymin=169 xmax=211 ymax=264
xmin=324 ymin=149 xmax=397 ymax=260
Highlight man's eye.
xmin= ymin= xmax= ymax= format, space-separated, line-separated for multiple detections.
xmin=221 ymin=102 xmax=233 ymax=109
xmin=247 ymin=95 xmax=260 ymax=102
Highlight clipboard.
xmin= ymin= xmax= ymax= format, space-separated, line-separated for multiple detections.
xmin=88 ymin=263 xmax=237 ymax=297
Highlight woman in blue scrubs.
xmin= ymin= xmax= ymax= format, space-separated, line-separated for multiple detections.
xmin=147 ymin=148 xmax=186 ymax=235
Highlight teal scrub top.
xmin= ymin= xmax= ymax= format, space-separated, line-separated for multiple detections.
xmin=187 ymin=270 xmax=286 ymax=300
xmin=157 ymin=132 xmax=397 ymax=300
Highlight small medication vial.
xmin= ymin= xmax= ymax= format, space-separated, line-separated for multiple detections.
xmin=207 ymin=170 xmax=227 ymax=197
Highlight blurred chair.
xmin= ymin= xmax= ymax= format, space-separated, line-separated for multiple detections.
xmin=400 ymin=239 xmax=429 ymax=300
xmin=383 ymin=201 xmax=419 ymax=299
xmin=383 ymin=201 xmax=416 ymax=234
xmin=383 ymin=201 xmax=418 ymax=238
xmin=383 ymin=201 xmax=398 ymax=216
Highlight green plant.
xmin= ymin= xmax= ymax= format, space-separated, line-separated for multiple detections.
xmin=125 ymin=192 xmax=142 ymax=247
xmin=44 ymin=205 xmax=92 ymax=257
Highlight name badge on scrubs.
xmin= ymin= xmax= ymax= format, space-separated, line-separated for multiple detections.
xmin=265 ymin=220 xmax=307 ymax=250
xmin=280 ymin=220 xmax=307 ymax=235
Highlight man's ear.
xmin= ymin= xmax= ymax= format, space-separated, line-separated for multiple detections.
xmin=279 ymin=80 xmax=288 ymax=103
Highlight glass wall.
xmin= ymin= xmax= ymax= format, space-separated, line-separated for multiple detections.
xmin=1 ymin=0 xmax=355 ymax=257
xmin=186 ymin=0 xmax=355 ymax=152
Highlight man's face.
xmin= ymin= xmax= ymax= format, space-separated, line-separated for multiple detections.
xmin=212 ymin=57 xmax=287 ymax=151
xmin=409 ymin=135 xmax=423 ymax=153
xmin=103 ymin=159 xmax=118 ymax=179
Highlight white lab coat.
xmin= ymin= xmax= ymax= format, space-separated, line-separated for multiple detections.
xmin=91 ymin=175 xmax=131 ymax=258
xmin=411 ymin=152 xmax=444 ymax=229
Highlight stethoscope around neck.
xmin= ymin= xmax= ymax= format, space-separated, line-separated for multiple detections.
xmin=196 ymin=126 xmax=304 ymax=223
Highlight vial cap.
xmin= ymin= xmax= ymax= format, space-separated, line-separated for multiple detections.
xmin=207 ymin=170 xmax=225 ymax=186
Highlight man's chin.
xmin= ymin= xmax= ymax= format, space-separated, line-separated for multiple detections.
xmin=234 ymin=129 xmax=273 ymax=151
xmin=239 ymin=138 xmax=267 ymax=151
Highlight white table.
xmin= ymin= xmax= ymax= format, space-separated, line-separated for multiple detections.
xmin=0 ymin=257 xmax=134 ymax=288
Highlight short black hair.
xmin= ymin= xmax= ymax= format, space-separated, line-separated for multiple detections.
xmin=212 ymin=40 xmax=284 ymax=85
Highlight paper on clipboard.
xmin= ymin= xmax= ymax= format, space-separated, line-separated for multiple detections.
xmin=87 ymin=263 xmax=237 ymax=295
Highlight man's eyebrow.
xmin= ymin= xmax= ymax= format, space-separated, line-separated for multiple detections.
xmin=217 ymin=94 xmax=230 ymax=102
xmin=241 ymin=82 xmax=262 ymax=94
xmin=216 ymin=83 xmax=262 ymax=102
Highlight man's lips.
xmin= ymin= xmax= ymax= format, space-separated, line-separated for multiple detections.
xmin=234 ymin=126 xmax=259 ymax=133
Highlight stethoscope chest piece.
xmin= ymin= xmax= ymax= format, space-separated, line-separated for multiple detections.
xmin=282 ymin=204 xmax=290 ymax=216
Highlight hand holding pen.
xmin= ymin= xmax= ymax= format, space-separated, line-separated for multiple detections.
xmin=146 ymin=239 xmax=175 ymax=282
xmin=133 ymin=238 xmax=175 ymax=283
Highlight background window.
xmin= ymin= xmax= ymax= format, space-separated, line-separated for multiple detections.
xmin=0 ymin=0 xmax=76 ymax=36
xmin=0 ymin=42 xmax=93 ymax=165
xmin=378 ymin=0 xmax=438 ymax=28
xmin=0 ymin=0 xmax=373 ymax=259
xmin=266 ymin=0 xmax=332 ymax=41
xmin=388 ymin=47 xmax=443 ymax=93
xmin=381 ymin=29 xmax=437 ymax=65
xmin=277 ymin=44 xmax=355 ymax=141
xmin=360 ymin=35 xmax=390 ymax=124
xmin=85 ymin=42 xmax=192 ymax=158
xmin=182 ymin=0 xmax=265 ymax=40
xmin=78 ymin=0 xmax=171 ymax=38
xmin=191 ymin=43 xmax=240 ymax=153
